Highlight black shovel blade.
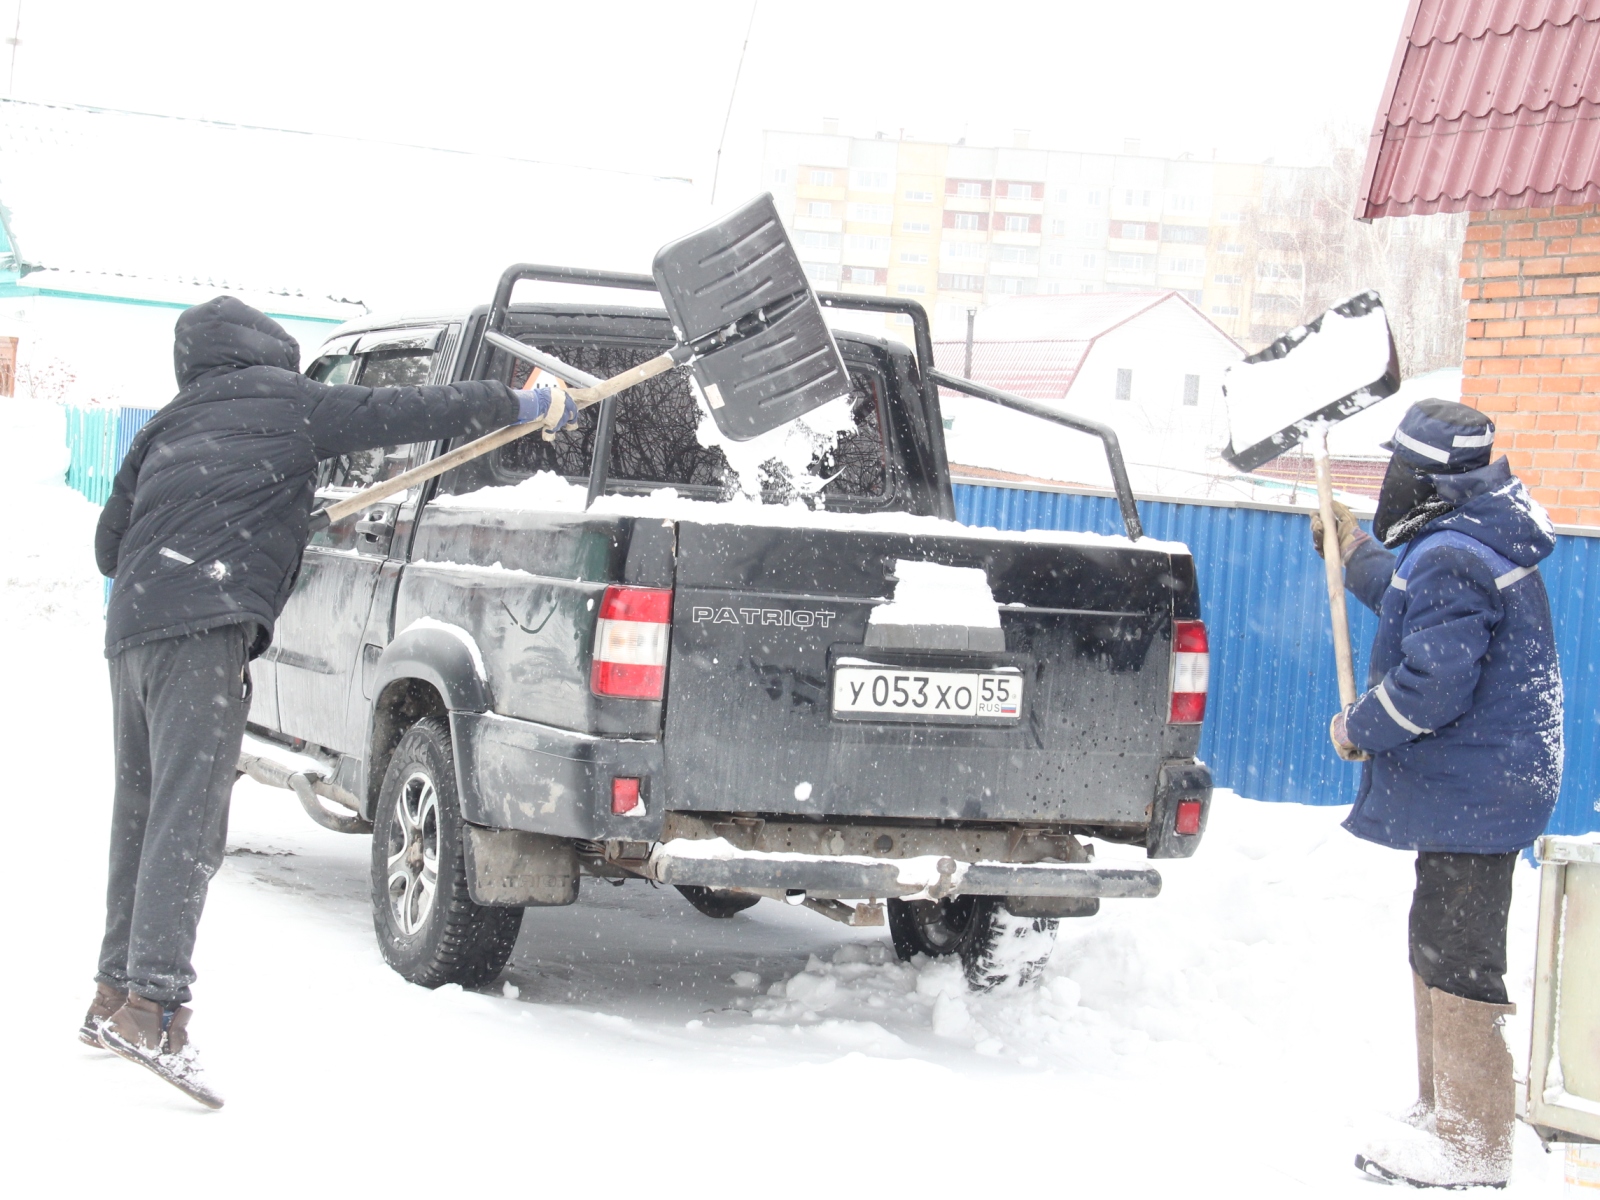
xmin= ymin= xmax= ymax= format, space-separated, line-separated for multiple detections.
xmin=652 ymin=193 xmax=851 ymax=441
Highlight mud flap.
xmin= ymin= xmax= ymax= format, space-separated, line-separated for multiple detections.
xmin=463 ymin=825 xmax=580 ymax=907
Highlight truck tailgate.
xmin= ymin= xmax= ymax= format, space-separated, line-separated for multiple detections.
xmin=663 ymin=521 xmax=1192 ymax=826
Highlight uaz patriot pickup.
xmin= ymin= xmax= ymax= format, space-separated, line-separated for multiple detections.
xmin=239 ymin=266 xmax=1212 ymax=992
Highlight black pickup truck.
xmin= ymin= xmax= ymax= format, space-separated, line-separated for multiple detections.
xmin=239 ymin=266 xmax=1213 ymax=993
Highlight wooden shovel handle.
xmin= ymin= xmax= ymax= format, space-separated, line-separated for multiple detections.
xmin=1314 ymin=437 xmax=1360 ymax=710
xmin=311 ymin=350 xmax=678 ymax=529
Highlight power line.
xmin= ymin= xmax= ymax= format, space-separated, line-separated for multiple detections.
xmin=709 ymin=0 xmax=759 ymax=208
xmin=0 ymin=95 xmax=695 ymax=185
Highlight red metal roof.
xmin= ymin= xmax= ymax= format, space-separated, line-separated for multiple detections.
xmin=932 ymin=339 xmax=1093 ymax=400
xmin=1360 ymin=0 xmax=1600 ymax=217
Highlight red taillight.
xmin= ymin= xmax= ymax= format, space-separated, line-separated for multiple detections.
xmin=1169 ymin=619 xmax=1209 ymax=724
xmin=591 ymin=585 xmax=672 ymax=700
xmin=1175 ymin=799 xmax=1202 ymax=835
xmin=611 ymin=777 xmax=643 ymax=815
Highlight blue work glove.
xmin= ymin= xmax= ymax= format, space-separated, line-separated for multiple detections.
xmin=515 ymin=385 xmax=578 ymax=432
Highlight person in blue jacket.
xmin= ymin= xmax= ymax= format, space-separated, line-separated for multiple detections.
xmin=1313 ymin=400 xmax=1563 ymax=1189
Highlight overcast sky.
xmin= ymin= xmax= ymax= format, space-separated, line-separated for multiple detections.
xmin=10 ymin=0 xmax=1410 ymax=200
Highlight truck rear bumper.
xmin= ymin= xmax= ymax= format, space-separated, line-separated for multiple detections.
xmin=648 ymin=838 xmax=1162 ymax=902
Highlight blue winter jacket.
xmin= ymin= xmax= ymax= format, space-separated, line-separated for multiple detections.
xmin=1341 ymin=458 xmax=1563 ymax=854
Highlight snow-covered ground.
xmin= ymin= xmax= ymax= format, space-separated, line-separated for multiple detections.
xmin=2 ymin=463 xmax=1568 ymax=1197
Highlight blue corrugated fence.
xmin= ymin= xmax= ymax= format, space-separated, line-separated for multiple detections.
xmin=956 ymin=482 xmax=1598 ymax=838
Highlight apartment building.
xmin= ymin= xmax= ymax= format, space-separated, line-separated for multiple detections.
xmin=762 ymin=127 xmax=1312 ymax=347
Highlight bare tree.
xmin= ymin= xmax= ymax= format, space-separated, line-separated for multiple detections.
xmin=1239 ymin=129 xmax=1466 ymax=376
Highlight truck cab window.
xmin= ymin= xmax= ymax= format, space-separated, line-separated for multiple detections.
xmin=316 ymin=348 xmax=434 ymax=490
xmin=451 ymin=337 xmax=889 ymax=504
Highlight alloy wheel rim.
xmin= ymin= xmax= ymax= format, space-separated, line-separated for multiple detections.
xmin=386 ymin=771 xmax=440 ymax=935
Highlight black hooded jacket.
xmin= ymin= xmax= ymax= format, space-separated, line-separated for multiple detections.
xmin=95 ymin=297 xmax=519 ymax=658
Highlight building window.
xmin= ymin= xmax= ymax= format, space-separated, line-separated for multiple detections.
xmin=796 ymin=231 xmax=841 ymax=250
xmin=1084 ymin=189 xmax=1103 ymax=206
xmin=847 ymin=202 xmax=893 ymax=223
xmin=1045 ymin=251 xmax=1065 ymax=267
xmin=899 ymin=251 xmax=929 ymax=264
xmin=1055 ymin=188 xmax=1072 ymax=203
xmin=938 ymin=273 xmax=983 ymax=292
xmin=1049 ymin=218 xmax=1067 ymax=236
xmin=988 ymin=276 xmax=1036 ymax=295
xmin=1211 ymin=304 xmax=1240 ymax=317
xmin=1164 ymin=224 xmax=1208 ymax=245
xmin=1003 ymin=181 xmax=1041 ymax=199
xmin=897 ymin=282 xmax=927 ymax=295
xmin=808 ymin=169 xmax=836 ymax=186
xmin=1111 ymin=253 xmax=1153 ymax=272
xmin=904 ymin=188 xmax=934 ymax=203
xmin=1041 ymin=280 xmax=1063 ymax=294
xmin=850 ymin=169 xmax=890 ymax=191
xmin=844 ymin=234 xmax=892 ymax=253
xmin=1161 ymin=256 xmax=1204 ymax=275
xmin=1256 ymin=261 xmax=1302 ymax=281
xmin=1122 ymin=189 xmax=1153 ymax=207
xmin=1183 ymin=374 xmax=1200 ymax=406
xmin=1115 ymin=222 xmax=1150 ymax=240
xmin=1253 ymin=293 xmax=1300 ymax=314
xmin=992 ymin=244 xmax=1039 ymax=264
xmin=772 ymin=167 xmax=790 ymax=184
xmin=1169 ymin=193 xmax=1197 ymax=212
xmin=848 ymin=266 xmax=885 ymax=284
xmin=1219 ymin=242 xmax=1244 ymax=254
xmin=1081 ymin=252 xmax=1101 ymax=269
xmin=1000 ymin=214 xmax=1037 ymax=233
xmin=902 ymin=219 xmax=932 ymax=234
xmin=948 ymin=211 xmax=987 ymax=231
xmin=807 ymin=263 xmax=842 ymax=284
xmin=806 ymin=201 xmax=833 ymax=218
xmin=949 ymin=179 xmax=989 ymax=199
xmin=1116 ymin=368 xmax=1133 ymax=401
xmin=1180 ymin=289 xmax=1203 ymax=305
xmin=1213 ymin=273 xmax=1242 ymax=285
xmin=1218 ymin=209 xmax=1244 ymax=223
xmin=943 ymin=240 xmax=986 ymax=260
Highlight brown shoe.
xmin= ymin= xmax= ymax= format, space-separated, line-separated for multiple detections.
xmin=100 ymin=994 xmax=223 ymax=1110
xmin=79 ymin=982 xmax=126 ymax=1048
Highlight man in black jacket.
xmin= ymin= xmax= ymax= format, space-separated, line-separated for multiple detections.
xmin=83 ymin=297 xmax=573 ymax=1106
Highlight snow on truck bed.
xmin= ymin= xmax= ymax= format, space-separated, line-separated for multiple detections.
xmin=5 ymin=475 xmax=1564 ymax=1196
xmin=433 ymin=468 xmax=1189 ymax=555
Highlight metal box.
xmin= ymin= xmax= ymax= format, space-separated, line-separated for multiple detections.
xmin=1526 ymin=835 xmax=1600 ymax=1143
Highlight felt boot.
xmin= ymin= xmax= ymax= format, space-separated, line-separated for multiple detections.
xmin=1356 ymin=988 xmax=1514 ymax=1189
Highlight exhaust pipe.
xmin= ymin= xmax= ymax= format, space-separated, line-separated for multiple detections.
xmin=237 ymin=752 xmax=372 ymax=835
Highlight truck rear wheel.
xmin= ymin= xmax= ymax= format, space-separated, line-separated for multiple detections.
xmin=675 ymin=885 xmax=761 ymax=918
xmin=370 ymin=716 xmax=523 ymax=988
xmin=887 ymin=896 xmax=1059 ymax=992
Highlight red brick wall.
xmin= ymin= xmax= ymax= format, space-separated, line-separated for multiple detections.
xmin=1460 ymin=204 xmax=1600 ymax=526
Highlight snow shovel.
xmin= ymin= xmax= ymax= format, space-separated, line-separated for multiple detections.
xmin=309 ymin=193 xmax=851 ymax=531
xmin=1220 ymin=291 xmax=1400 ymax=727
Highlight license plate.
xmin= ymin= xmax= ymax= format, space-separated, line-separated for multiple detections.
xmin=832 ymin=665 xmax=1023 ymax=723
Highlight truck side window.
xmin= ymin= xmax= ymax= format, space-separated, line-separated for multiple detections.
xmin=463 ymin=339 xmax=889 ymax=503
xmin=316 ymin=349 xmax=433 ymax=490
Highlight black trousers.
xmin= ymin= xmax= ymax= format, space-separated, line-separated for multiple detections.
xmin=96 ymin=625 xmax=251 ymax=1007
xmin=1409 ymin=850 xmax=1518 ymax=1005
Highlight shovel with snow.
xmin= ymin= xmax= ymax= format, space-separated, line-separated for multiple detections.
xmin=309 ymin=193 xmax=851 ymax=531
xmin=1220 ymin=291 xmax=1400 ymax=724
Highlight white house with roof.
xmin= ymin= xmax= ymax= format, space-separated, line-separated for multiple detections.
xmin=933 ymin=291 xmax=1259 ymax=498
